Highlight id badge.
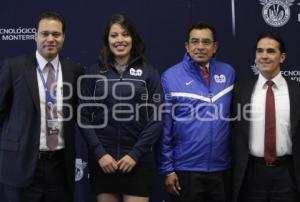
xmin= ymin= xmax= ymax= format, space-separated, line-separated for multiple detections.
xmin=47 ymin=119 xmax=60 ymax=136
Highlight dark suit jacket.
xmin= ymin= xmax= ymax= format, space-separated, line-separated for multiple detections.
xmin=232 ymin=75 xmax=300 ymax=202
xmin=0 ymin=54 xmax=83 ymax=192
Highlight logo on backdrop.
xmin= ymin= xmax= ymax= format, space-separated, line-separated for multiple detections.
xmin=75 ymin=158 xmax=87 ymax=181
xmin=0 ymin=27 xmax=36 ymax=41
xmin=298 ymin=2 xmax=300 ymax=22
xmin=251 ymin=63 xmax=300 ymax=82
xmin=282 ymin=70 xmax=300 ymax=82
xmin=251 ymin=63 xmax=260 ymax=75
xmin=259 ymin=0 xmax=295 ymax=27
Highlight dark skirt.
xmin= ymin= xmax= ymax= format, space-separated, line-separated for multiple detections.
xmin=89 ymin=160 xmax=153 ymax=197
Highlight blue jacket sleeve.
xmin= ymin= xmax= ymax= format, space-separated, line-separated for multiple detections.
xmin=157 ymin=73 xmax=175 ymax=175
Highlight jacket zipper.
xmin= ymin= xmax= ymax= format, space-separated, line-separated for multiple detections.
xmin=116 ymin=72 xmax=124 ymax=160
xmin=207 ymin=85 xmax=213 ymax=171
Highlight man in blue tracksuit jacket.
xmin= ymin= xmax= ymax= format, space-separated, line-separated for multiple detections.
xmin=158 ymin=22 xmax=235 ymax=202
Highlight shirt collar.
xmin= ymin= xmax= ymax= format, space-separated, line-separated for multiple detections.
xmin=184 ymin=53 xmax=211 ymax=70
xmin=35 ymin=51 xmax=59 ymax=71
xmin=203 ymin=63 xmax=210 ymax=70
xmin=257 ymin=72 xmax=284 ymax=89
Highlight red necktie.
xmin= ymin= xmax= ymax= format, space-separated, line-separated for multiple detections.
xmin=201 ymin=66 xmax=209 ymax=84
xmin=264 ymin=80 xmax=276 ymax=163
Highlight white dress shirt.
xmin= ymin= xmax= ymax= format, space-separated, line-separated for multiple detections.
xmin=36 ymin=51 xmax=64 ymax=151
xmin=249 ymin=72 xmax=291 ymax=157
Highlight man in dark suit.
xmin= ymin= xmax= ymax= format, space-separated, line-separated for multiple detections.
xmin=232 ymin=33 xmax=300 ymax=202
xmin=0 ymin=11 xmax=83 ymax=202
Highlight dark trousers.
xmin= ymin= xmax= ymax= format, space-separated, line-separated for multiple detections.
xmin=169 ymin=170 xmax=231 ymax=202
xmin=2 ymin=150 xmax=71 ymax=202
xmin=238 ymin=156 xmax=300 ymax=202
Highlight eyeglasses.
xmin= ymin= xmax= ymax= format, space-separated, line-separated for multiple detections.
xmin=189 ymin=38 xmax=214 ymax=46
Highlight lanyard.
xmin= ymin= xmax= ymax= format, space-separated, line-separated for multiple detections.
xmin=36 ymin=62 xmax=60 ymax=104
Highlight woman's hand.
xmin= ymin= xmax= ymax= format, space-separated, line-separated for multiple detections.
xmin=98 ymin=154 xmax=118 ymax=173
xmin=117 ymin=155 xmax=136 ymax=173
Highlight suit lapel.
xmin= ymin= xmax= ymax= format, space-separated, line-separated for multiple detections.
xmin=60 ymin=58 xmax=74 ymax=119
xmin=239 ymin=77 xmax=257 ymax=144
xmin=286 ymin=78 xmax=298 ymax=138
xmin=242 ymin=78 xmax=257 ymax=106
xmin=60 ymin=58 xmax=73 ymax=101
xmin=23 ymin=56 xmax=75 ymax=117
xmin=23 ymin=55 xmax=40 ymax=112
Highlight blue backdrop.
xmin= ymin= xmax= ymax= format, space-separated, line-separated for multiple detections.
xmin=1 ymin=0 xmax=300 ymax=201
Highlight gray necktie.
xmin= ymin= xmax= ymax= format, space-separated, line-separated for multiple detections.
xmin=46 ymin=63 xmax=58 ymax=150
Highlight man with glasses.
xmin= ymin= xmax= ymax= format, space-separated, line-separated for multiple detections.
xmin=0 ymin=11 xmax=82 ymax=202
xmin=158 ymin=22 xmax=235 ymax=202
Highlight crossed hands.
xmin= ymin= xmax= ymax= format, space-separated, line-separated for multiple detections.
xmin=98 ymin=154 xmax=136 ymax=173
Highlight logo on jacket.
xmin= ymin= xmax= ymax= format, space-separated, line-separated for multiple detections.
xmin=214 ymin=74 xmax=226 ymax=83
xmin=185 ymin=80 xmax=194 ymax=85
xmin=259 ymin=0 xmax=294 ymax=27
xmin=129 ymin=68 xmax=143 ymax=76
xmin=75 ymin=158 xmax=87 ymax=181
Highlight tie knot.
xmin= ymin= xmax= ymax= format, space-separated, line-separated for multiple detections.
xmin=46 ymin=62 xmax=54 ymax=70
xmin=202 ymin=66 xmax=209 ymax=73
xmin=266 ymin=80 xmax=274 ymax=87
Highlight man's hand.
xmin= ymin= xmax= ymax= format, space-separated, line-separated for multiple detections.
xmin=117 ymin=155 xmax=136 ymax=173
xmin=165 ymin=172 xmax=181 ymax=195
xmin=98 ymin=154 xmax=118 ymax=173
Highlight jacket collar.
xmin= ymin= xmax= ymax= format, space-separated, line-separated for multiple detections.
xmin=108 ymin=56 xmax=142 ymax=70
xmin=182 ymin=53 xmax=216 ymax=81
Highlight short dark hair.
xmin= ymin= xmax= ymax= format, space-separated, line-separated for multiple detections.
xmin=185 ymin=22 xmax=217 ymax=42
xmin=36 ymin=11 xmax=65 ymax=33
xmin=100 ymin=14 xmax=146 ymax=70
xmin=255 ymin=32 xmax=286 ymax=53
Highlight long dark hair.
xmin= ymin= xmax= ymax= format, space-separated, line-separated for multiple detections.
xmin=99 ymin=14 xmax=146 ymax=70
